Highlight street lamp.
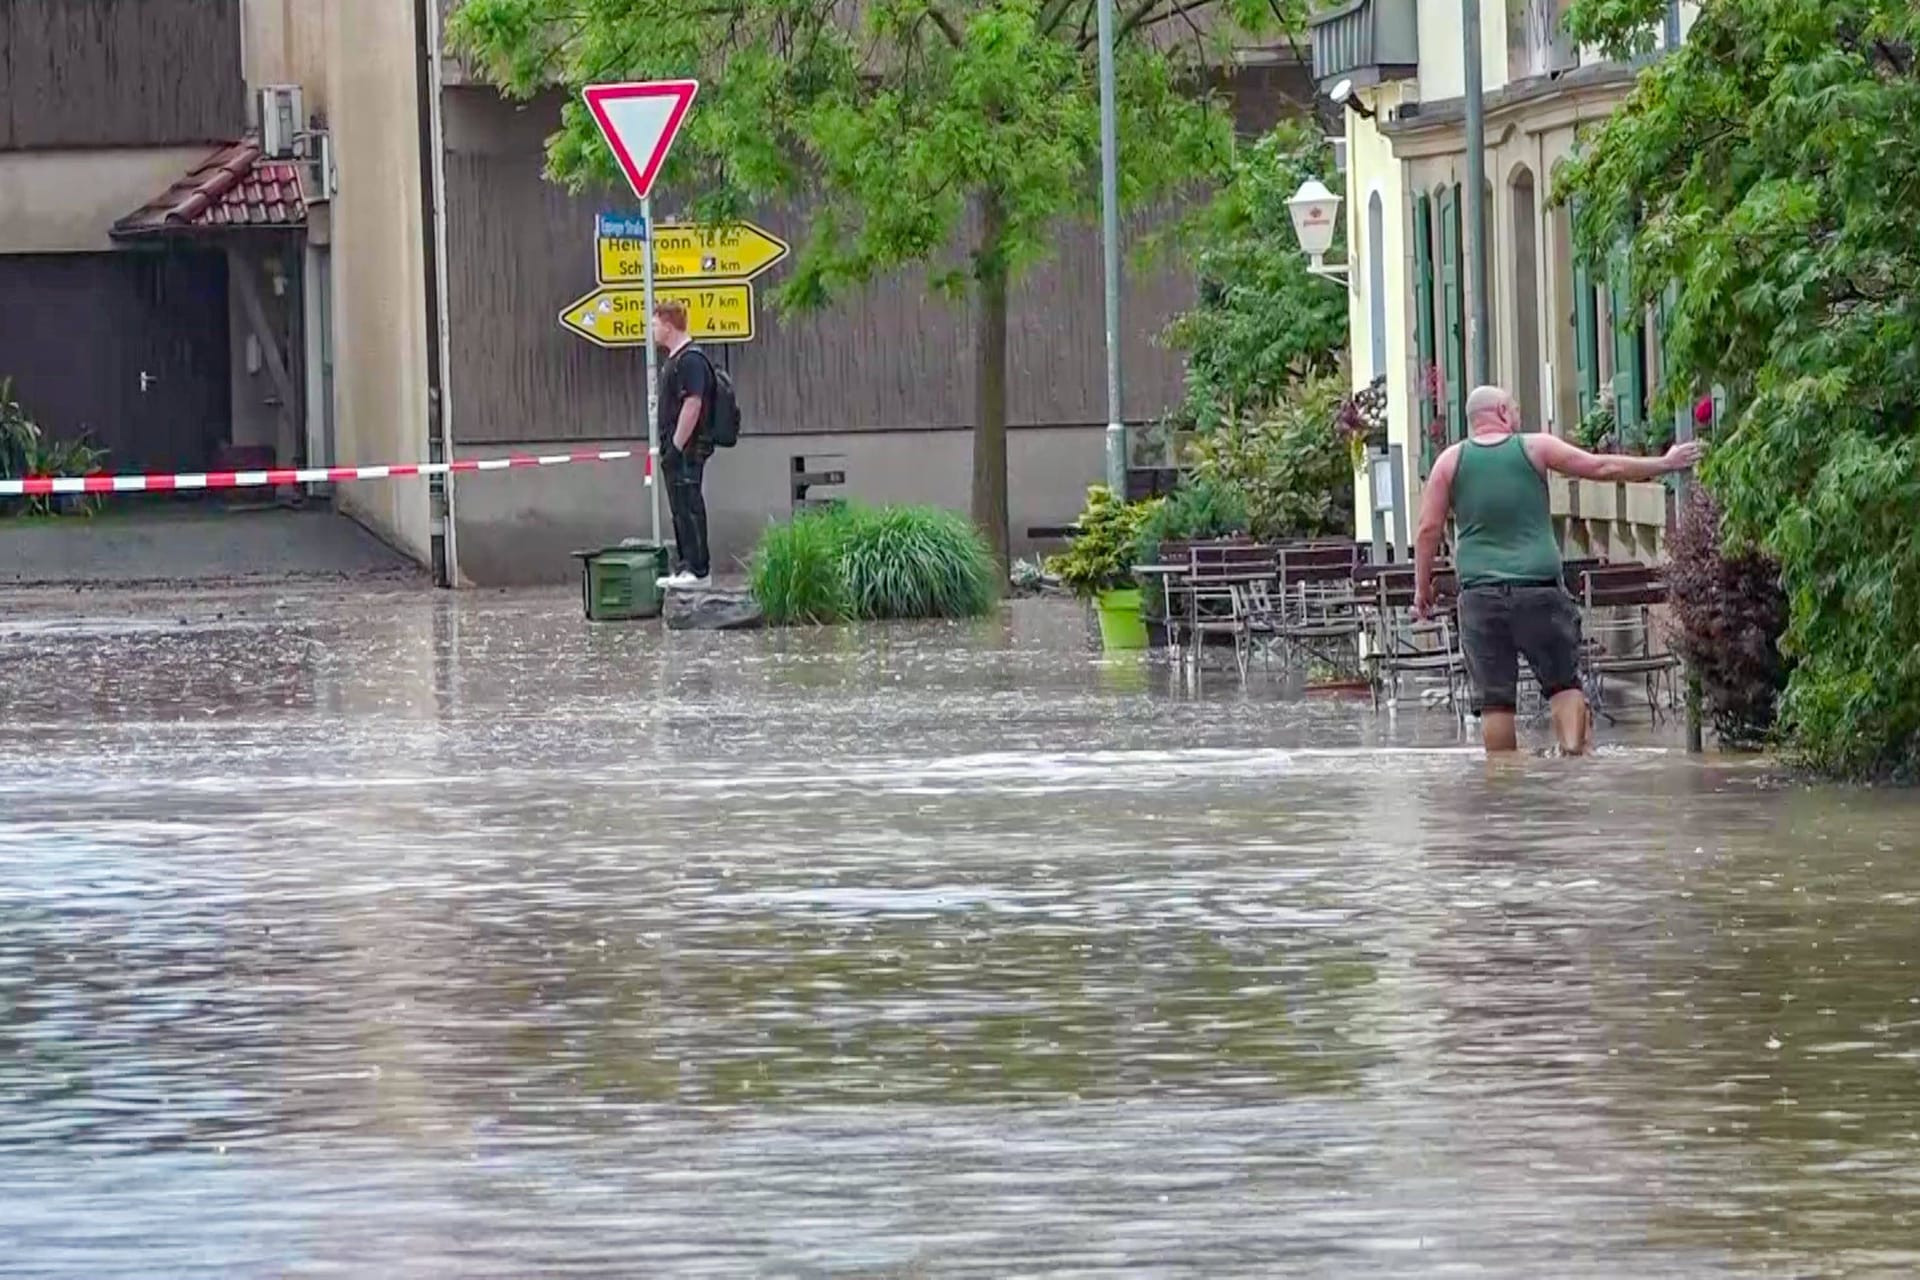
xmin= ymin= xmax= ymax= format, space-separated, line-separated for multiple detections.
xmin=1095 ymin=0 xmax=1126 ymax=495
xmin=1287 ymin=178 xmax=1348 ymax=283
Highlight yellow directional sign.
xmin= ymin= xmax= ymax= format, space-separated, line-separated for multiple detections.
xmin=597 ymin=221 xmax=790 ymax=285
xmin=559 ymin=283 xmax=755 ymax=346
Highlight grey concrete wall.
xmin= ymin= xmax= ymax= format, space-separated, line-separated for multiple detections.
xmin=452 ymin=427 xmax=1104 ymax=587
xmin=323 ymin=0 xmax=433 ymax=563
xmin=0 ymin=147 xmax=217 ymax=253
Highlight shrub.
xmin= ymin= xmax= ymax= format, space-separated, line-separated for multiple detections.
xmin=1046 ymin=486 xmax=1159 ymax=599
xmin=750 ymin=503 xmax=998 ymax=625
xmin=1133 ymin=474 xmax=1247 ymax=566
xmin=1189 ymin=373 xmax=1353 ymax=542
xmin=836 ymin=503 xmax=998 ymax=621
xmin=752 ymin=507 xmax=851 ymax=624
xmin=1667 ymin=487 xmax=1791 ymax=750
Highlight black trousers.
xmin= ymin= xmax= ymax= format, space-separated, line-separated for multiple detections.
xmin=664 ymin=448 xmax=710 ymax=579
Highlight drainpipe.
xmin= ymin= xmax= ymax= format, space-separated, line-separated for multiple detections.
xmin=1462 ymin=0 xmax=1490 ymax=386
xmin=414 ymin=0 xmax=458 ymax=587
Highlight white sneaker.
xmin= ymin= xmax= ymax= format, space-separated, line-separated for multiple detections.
xmin=656 ymin=571 xmax=710 ymax=589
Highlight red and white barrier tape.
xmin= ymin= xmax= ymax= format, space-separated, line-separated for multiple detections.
xmin=0 ymin=448 xmax=649 ymax=498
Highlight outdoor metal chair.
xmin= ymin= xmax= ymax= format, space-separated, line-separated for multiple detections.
xmin=1184 ymin=542 xmax=1276 ymax=685
xmin=1141 ymin=536 xmax=1253 ymax=660
xmin=1364 ymin=564 xmax=1468 ymax=715
xmin=1577 ymin=565 xmax=1681 ymax=723
xmin=1264 ymin=543 xmax=1365 ymax=678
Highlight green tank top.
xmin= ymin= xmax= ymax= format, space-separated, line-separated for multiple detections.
xmin=1452 ymin=434 xmax=1562 ymax=587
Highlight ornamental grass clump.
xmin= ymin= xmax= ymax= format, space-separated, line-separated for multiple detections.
xmin=750 ymin=504 xmax=998 ymax=625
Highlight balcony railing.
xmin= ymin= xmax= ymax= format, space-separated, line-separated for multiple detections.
xmin=1309 ymin=0 xmax=1419 ymax=91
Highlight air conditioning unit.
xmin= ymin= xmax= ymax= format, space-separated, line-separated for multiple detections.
xmin=259 ymin=85 xmax=305 ymax=158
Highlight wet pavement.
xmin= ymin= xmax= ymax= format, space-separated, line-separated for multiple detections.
xmin=3 ymin=587 xmax=1918 ymax=1276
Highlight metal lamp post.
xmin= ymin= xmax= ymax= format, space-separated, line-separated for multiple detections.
xmin=1096 ymin=0 xmax=1127 ymax=495
xmin=1463 ymin=0 xmax=1490 ymax=385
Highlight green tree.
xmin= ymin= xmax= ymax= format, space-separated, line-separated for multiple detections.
xmin=449 ymin=0 xmax=1299 ymax=566
xmin=1161 ymin=121 xmax=1348 ymax=429
xmin=1558 ymin=0 xmax=1920 ymax=777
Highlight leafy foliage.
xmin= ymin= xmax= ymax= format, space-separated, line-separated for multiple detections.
xmin=1161 ymin=123 xmax=1349 ymax=429
xmin=751 ymin=503 xmax=999 ymax=624
xmin=1132 ymin=473 xmax=1247 ymax=565
xmin=449 ymin=0 xmax=1296 ymax=562
xmin=1558 ymin=0 xmax=1920 ymax=776
xmin=1334 ymin=375 xmax=1388 ymax=450
xmin=1667 ymin=488 xmax=1792 ymax=749
xmin=0 ymin=379 xmax=39 ymax=481
xmin=1046 ymin=486 xmax=1159 ymax=598
xmin=835 ymin=504 xmax=1000 ymax=620
xmin=752 ymin=507 xmax=852 ymax=624
xmin=0 ymin=380 xmax=106 ymax=517
xmin=1573 ymin=395 xmax=1618 ymax=453
xmin=1188 ymin=374 xmax=1354 ymax=541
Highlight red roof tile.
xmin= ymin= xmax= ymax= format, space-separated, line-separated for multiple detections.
xmin=113 ymin=139 xmax=307 ymax=238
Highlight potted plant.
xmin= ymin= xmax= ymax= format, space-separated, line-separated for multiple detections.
xmin=1336 ymin=375 xmax=1390 ymax=466
xmin=1047 ymin=485 xmax=1159 ymax=651
xmin=1573 ymin=395 xmax=1618 ymax=454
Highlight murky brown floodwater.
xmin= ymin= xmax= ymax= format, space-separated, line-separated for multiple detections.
xmin=2 ymin=587 xmax=1918 ymax=1277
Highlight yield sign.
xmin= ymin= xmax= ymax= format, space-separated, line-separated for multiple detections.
xmin=581 ymin=79 xmax=699 ymax=201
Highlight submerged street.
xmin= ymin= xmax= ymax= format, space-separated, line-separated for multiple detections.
xmin=3 ymin=589 xmax=1918 ymax=1276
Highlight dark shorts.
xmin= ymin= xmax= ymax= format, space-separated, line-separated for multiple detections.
xmin=1457 ymin=582 xmax=1584 ymax=713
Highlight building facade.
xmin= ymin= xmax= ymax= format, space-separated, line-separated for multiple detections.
xmin=0 ymin=0 xmax=439 ymax=569
xmin=1314 ymin=0 xmax=1693 ymax=563
xmin=2 ymin=0 xmax=1316 ymax=586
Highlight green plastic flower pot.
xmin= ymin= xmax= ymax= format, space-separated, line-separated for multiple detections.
xmin=1095 ymin=587 xmax=1149 ymax=651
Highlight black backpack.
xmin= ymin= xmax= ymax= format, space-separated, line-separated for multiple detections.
xmin=687 ymin=345 xmax=740 ymax=448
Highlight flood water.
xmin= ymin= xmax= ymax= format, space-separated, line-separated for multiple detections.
xmin=3 ymin=588 xmax=1918 ymax=1276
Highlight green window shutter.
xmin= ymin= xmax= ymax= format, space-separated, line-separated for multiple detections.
xmin=1608 ymin=241 xmax=1645 ymax=436
xmin=1573 ymin=264 xmax=1598 ymax=419
xmin=1570 ymin=198 xmax=1599 ymax=421
xmin=1440 ymin=185 xmax=1466 ymax=443
xmin=1413 ymin=193 xmax=1438 ymax=470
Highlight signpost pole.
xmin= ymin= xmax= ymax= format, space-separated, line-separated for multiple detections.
xmin=641 ymin=196 xmax=663 ymax=547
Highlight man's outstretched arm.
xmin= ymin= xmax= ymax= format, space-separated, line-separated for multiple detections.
xmin=1413 ymin=446 xmax=1458 ymax=618
xmin=1529 ymin=434 xmax=1704 ymax=482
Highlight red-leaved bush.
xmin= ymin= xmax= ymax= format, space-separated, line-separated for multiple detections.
xmin=1667 ymin=487 xmax=1791 ymax=749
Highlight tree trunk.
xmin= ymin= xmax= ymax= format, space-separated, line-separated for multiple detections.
xmin=972 ymin=191 xmax=1011 ymax=571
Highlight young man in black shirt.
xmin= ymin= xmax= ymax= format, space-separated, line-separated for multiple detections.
xmin=651 ymin=300 xmax=715 ymax=587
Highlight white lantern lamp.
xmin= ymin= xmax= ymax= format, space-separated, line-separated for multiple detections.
xmin=1287 ymin=178 xmax=1348 ymax=283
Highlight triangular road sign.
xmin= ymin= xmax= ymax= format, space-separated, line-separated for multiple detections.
xmin=581 ymin=80 xmax=699 ymax=201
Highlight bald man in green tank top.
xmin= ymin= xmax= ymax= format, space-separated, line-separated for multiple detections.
xmin=1414 ymin=385 xmax=1703 ymax=754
